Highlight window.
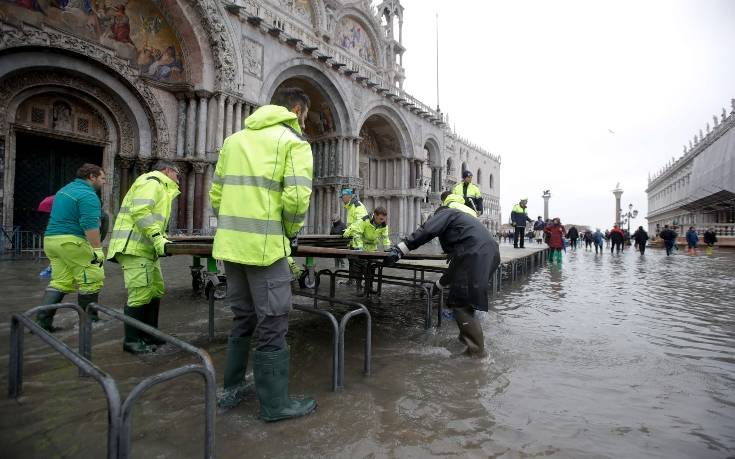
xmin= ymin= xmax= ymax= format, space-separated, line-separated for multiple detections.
xmin=31 ymin=107 xmax=45 ymax=124
xmin=489 ymin=174 xmax=494 ymax=189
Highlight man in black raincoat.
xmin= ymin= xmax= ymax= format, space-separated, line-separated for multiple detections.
xmin=383 ymin=194 xmax=501 ymax=356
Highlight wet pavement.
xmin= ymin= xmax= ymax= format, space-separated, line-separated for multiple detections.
xmin=0 ymin=245 xmax=733 ymax=458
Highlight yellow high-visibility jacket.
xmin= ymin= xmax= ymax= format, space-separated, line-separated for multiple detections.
xmin=107 ymin=171 xmax=180 ymax=261
xmin=443 ymin=194 xmax=478 ymax=218
xmin=452 ymin=181 xmax=482 ymax=200
xmin=345 ymin=214 xmax=391 ymax=251
xmin=343 ymin=196 xmax=368 ymax=248
xmin=210 ymin=105 xmax=313 ymax=266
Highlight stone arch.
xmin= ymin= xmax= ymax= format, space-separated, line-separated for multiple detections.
xmin=334 ymin=7 xmax=385 ymax=67
xmin=423 ymin=136 xmax=442 ymax=193
xmin=261 ymin=60 xmax=354 ymax=135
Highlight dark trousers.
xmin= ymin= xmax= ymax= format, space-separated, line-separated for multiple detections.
xmin=665 ymin=240 xmax=675 ymax=256
xmin=224 ymin=259 xmax=291 ymax=352
xmin=513 ymin=226 xmax=526 ymax=248
xmin=585 ymin=240 xmax=592 ymax=250
xmin=638 ymin=244 xmax=646 ymax=255
xmin=611 ymin=241 xmax=623 ymax=253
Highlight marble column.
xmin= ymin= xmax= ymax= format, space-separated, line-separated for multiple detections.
xmin=196 ymin=92 xmax=208 ymax=159
xmin=176 ymin=96 xmax=186 ymax=157
xmin=216 ymin=93 xmax=225 ymax=149
xmin=225 ymin=97 xmax=234 ymax=138
xmin=336 ymin=137 xmax=343 ymax=176
xmin=175 ymin=161 xmax=189 ymax=230
xmin=192 ymin=162 xmax=207 ymax=230
xmin=399 ymin=196 xmax=407 ymax=236
xmin=234 ymin=101 xmax=242 ymax=133
xmin=186 ymin=95 xmax=197 ymax=157
xmin=119 ymin=158 xmax=134 ymax=199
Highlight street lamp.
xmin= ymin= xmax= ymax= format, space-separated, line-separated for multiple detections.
xmin=622 ymin=203 xmax=638 ymax=234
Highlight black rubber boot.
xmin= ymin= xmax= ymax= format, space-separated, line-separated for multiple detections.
xmin=453 ymin=306 xmax=485 ymax=357
xmin=123 ymin=305 xmax=155 ymax=354
xmin=142 ymin=298 xmax=165 ymax=346
xmin=218 ymin=336 xmax=253 ymax=410
xmin=254 ymin=348 xmax=316 ymax=422
xmin=35 ymin=289 xmax=66 ymax=332
xmin=77 ymin=292 xmax=100 ymax=322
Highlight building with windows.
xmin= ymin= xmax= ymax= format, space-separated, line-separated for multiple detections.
xmin=646 ymin=99 xmax=735 ymax=239
xmin=0 ymin=0 xmax=500 ymax=240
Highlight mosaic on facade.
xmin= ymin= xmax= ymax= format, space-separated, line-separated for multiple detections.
xmin=335 ymin=16 xmax=376 ymax=64
xmin=1 ymin=0 xmax=184 ymax=82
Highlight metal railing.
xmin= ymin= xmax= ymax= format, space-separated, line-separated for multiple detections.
xmin=8 ymin=302 xmax=216 ymax=459
xmin=0 ymin=226 xmax=44 ymax=259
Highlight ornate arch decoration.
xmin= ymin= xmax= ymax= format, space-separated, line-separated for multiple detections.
xmin=261 ymin=59 xmax=355 ymax=135
xmin=334 ymin=7 xmax=385 ymax=69
xmin=358 ymin=103 xmax=414 ymax=157
xmin=0 ymin=44 xmax=168 ymax=156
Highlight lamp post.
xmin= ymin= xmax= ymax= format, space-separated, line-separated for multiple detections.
xmin=622 ymin=203 xmax=639 ymax=234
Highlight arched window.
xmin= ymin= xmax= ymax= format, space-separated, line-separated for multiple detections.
xmin=446 ymin=158 xmax=453 ymax=174
xmin=476 ymin=169 xmax=482 ymax=187
xmin=489 ymin=174 xmax=494 ymax=189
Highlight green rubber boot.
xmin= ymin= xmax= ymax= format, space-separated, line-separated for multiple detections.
xmin=36 ymin=288 xmax=66 ymax=332
xmin=254 ymin=348 xmax=316 ymax=422
xmin=554 ymin=250 xmax=563 ymax=264
xmin=123 ymin=305 xmax=155 ymax=354
xmin=453 ymin=306 xmax=485 ymax=357
xmin=142 ymin=298 xmax=165 ymax=346
xmin=218 ymin=336 xmax=253 ymax=410
xmin=77 ymin=292 xmax=100 ymax=322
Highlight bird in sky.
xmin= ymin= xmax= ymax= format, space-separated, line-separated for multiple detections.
xmin=608 ymin=129 xmax=616 ymax=134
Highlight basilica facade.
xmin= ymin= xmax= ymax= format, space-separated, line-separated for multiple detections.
xmin=0 ymin=0 xmax=501 ymax=240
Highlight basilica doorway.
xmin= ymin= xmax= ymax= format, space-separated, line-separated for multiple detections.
xmin=13 ymin=132 xmax=103 ymax=233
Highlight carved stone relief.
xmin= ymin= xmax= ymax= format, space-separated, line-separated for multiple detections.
xmin=242 ymin=36 xmax=264 ymax=79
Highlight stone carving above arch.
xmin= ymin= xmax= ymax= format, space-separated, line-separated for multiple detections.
xmin=0 ymin=26 xmax=169 ymax=155
xmin=0 ymin=70 xmax=137 ymax=156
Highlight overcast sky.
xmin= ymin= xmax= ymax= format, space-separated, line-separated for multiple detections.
xmin=396 ymin=0 xmax=735 ymax=230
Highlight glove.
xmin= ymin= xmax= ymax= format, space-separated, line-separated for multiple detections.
xmin=383 ymin=245 xmax=403 ymax=265
xmin=289 ymin=237 xmax=298 ymax=255
xmin=152 ymin=234 xmax=171 ymax=257
xmin=91 ymin=247 xmax=105 ymax=267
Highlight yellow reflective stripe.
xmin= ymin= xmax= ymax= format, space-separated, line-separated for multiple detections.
xmin=217 ymin=215 xmax=283 ymax=235
xmin=137 ymin=214 xmax=166 ymax=228
xmin=282 ymin=210 xmax=306 ymax=223
xmin=283 ymin=176 xmax=312 ymax=188
xmin=214 ymin=175 xmax=282 ymax=191
xmin=109 ymin=229 xmax=152 ymax=245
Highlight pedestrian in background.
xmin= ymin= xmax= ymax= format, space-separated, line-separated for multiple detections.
xmin=632 ymin=226 xmax=648 ymax=255
xmin=583 ymin=229 xmax=593 ymax=251
xmin=592 ymin=228 xmax=604 ymax=254
xmin=566 ymin=226 xmax=579 ymax=250
xmin=659 ymin=224 xmax=678 ymax=256
xmin=544 ymin=217 xmax=565 ymax=264
xmin=533 ymin=216 xmax=545 ymax=244
xmin=703 ymin=228 xmax=717 ymax=255
xmin=686 ymin=227 xmax=699 ymax=255
xmin=452 ymin=170 xmax=483 ymax=215
xmin=609 ymin=225 xmax=625 ymax=254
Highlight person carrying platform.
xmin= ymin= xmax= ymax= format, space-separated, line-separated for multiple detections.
xmin=510 ymin=198 xmax=533 ymax=248
xmin=441 ymin=192 xmax=478 ymax=218
xmin=36 ymin=163 xmax=107 ymax=332
xmin=107 ymin=160 xmax=180 ymax=354
xmin=345 ymin=207 xmax=391 ymax=251
xmin=340 ymin=187 xmax=368 ymax=286
xmin=383 ymin=195 xmax=501 ymax=357
xmin=451 ymin=170 xmax=483 ymax=215
xmin=210 ymin=87 xmax=316 ymax=421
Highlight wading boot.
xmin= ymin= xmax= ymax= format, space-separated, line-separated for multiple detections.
xmin=142 ymin=298 xmax=165 ymax=346
xmin=454 ymin=306 xmax=485 ymax=357
xmin=123 ymin=305 xmax=155 ymax=354
xmin=77 ymin=292 xmax=100 ymax=322
xmin=254 ymin=348 xmax=316 ymax=422
xmin=35 ymin=288 xmax=66 ymax=332
xmin=554 ymin=250 xmax=563 ymax=264
xmin=218 ymin=336 xmax=253 ymax=410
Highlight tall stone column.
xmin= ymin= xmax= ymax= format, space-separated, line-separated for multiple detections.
xmin=225 ymin=97 xmax=234 ymax=138
xmin=336 ymin=137 xmax=343 ymax=176
xmin=185 ymin=95 xmax=197 ymax=157
xmin=234 ymin=101 xmax=242 ymax=133
xmin=353 ymin=137 xmax=361 ymax=177
xmin=192 ymin=162 xmax=207 ymax=231
xmin=119 ymin=158 xmax=134 ymax=198
xmin=612 ymin=186 xmax=623 ymax=226
xmin=398 ymin=196 xmax=406 ymax=236
xmin=216 ymin=93 xmax=225 ymax=148
xmin=196 ymin=92 xmax=209 ymax=159
xmin=542 ymin=190 xmax=551 ymax=221
xmin=175 ymin=96 xmax=186 ymax=157
xmin=176 ymin=161 xmax=190 ymax=231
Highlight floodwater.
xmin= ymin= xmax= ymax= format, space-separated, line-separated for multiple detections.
xmin=0 ymin=246 xmax=733 ymax=458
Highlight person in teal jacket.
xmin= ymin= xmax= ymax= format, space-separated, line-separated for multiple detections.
xmin=36 ymin=163 xmax=107 ymax=331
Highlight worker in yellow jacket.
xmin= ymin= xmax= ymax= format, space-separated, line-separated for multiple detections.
xmin=441 ymin=192 xmax=478 ymax=218
xmin=452 ymin=170 xmax=483 ymax=215
xmin=344 ymin=207 xmax=391 ymax=251
xmin=107 ymin=160 xmax=180 ymax=354
xmin=210 ymin=87 xmax=316 ymax=421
